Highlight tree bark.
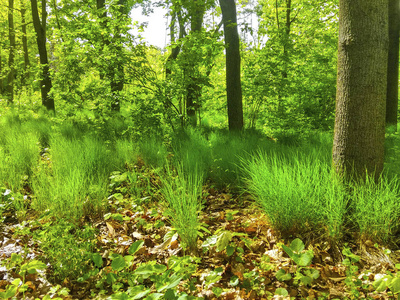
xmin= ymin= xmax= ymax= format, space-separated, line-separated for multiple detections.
xmin=386 ymin=0 xmax=400 ymax=128
xmin=332 ymin=0 xmax=388 ymax=180
xmin=185 ymin=0 xmax=205 ymax=127
xmin=0 ymin=47 xmax=3 ymax=94
xmin=220 ymin=0 xmax=244 ymax=131
xmin=31 ymin=0 xmax=55 ymax=110
xmin=20 ymin=0 xmax=30 ymax=86
xmin=282 ymin=0 xmax=291 ymax=79
xmin=7 ymin=0 xmax=15 ymax=104
xmin=96 ymin=0 xmax=125 ymax=111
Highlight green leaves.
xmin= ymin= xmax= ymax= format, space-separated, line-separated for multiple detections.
xmin=111 ymin=254 xmax=126 ymax=271
xmin=373 ymin=274 xmax=400 ymax=294
xmin=0 ymin=278 xmax=20 ymax=299
xmin=276 ymin=238 xmax=319 ymax=287
xmin=19 ymin=259 xmax=47 ymax=276
xmin=202 ymin=230 xmax=246 ymax=253
xmin=92 ymin=253 xmax=103 ymax=268
xmin=129 ymin=240 xmax=144 ymax=255
xmin=282 ymin=238 xmax=313 ymax=267
xmin=276 ymin=269 xmax=292 ymax=281
xmin=134 ymin=264 xmax=167 ymax=276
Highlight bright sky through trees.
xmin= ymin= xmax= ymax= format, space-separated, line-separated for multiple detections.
xmin=130 ymin=5 xmax=168 ymax=48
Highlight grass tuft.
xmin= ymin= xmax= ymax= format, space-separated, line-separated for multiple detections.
xmin=159 ymin=164 xmax=204 ymax=255
xmin=242 ymin=147 xmax=348 ymax=239
xmin=351 ymin=176 xmax=400 ymax=243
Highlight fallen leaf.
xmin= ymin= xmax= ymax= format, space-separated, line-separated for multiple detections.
xmin=106 ymin=222 xmax=115 ymax=237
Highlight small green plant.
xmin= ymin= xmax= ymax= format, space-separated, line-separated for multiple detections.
xmin=0 ymin=253 xmax=47 ymax=299
xmin=33 ymin=220 xmax=97 ymax=281
xmin=342 ymin=247 xmax=362 ymax=298
xmin=277 ymin=238 xmax=320 ymax=287
xmin=202 ymin=229 xmax=246 ymax=256
xmin=373 ymin=263 xmax=400 ymax=297
xmin=93 ymin=241 xmax=201 ymax=299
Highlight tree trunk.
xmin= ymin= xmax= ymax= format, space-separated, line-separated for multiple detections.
xmin=166 ymin=12 xmax=179 ymax=77
xmin=185 ymin=1 xmax=205 ymax=127
xmin=7 ymin=0 xmax=15 ymax=104
xmin=386 ymin=0 xmax=400 ymax=128
xmin=31 ymin=0 xmax=55 ymax=110
xmin=282 ymin=0 xmax=291 ymax=80
xmin=220 ymin=0 xmax=244 ymax=131
xmin=0 ymin=46 xmax=3 ymax=94
xmin=97 ymin=0 xmax=124 ymax=111
xmin=332 ymin=0 xmax=388 ymax=180
xmin=20 ymin=0 xmax=30 ymax=86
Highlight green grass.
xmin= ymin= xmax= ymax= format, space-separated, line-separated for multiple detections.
xmin=159 ymin=164 xmax=204 ymax=255
xmin=171 ymin=128 xmax=211 ymax=178
xmin=243 ymin=132 xmax=400 ymax=243
xmin=351 ymin=176 xmax=400 ymax=243
xmin=0 ymin=121 xmax=40 ymax=191
xmin=243 ymin=148 xmax=347 ymax=237
xmin=32 ymin=133 xmax=124 ymax=220
xmin=139 ymin=137 xmax=168 ymax=169
xmin=2 ymin=105 xmax=400 ymax=245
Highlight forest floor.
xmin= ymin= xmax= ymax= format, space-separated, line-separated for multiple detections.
xmin=1 ymin=161 xmax=400 ymax=300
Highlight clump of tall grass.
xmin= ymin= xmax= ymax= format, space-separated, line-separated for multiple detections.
xmin=115 ymin=139 xmax=139 ymax=166
xmin=159 ymin=164 xmax=204 ymax=255
xmin=171 ymin=128 xmax=211 ymax=178
xmin=32 ymin=134 xmax=123 ymax=220
xmin=208 ymin=129 xmax=273 ymax=187
xmin=351 ymin=176 xmax=400 ymax=243
xmin=242 ymin=149 xmax=348 ymax=238
xmin=139 ymin=137 xmax=168 ymax=169
xmin=0 ymin=124 xmax=40 ymax=191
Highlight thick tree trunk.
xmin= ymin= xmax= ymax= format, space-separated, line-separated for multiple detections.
xmin=220 ymin=0 xmax=244 ymax=131
xmin=386 ymin=0 xmax=400 ymax=128
xmin=31 ymin=0 xmax=54 ymax=110
xmin=7 ymin=0 xmax=15 ymax=104
xmin=332 ymin=0 xmax=388 ymax=180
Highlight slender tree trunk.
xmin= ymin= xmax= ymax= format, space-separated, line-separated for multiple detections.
xmin=282 ymin=0 xmax=291 ymax=79
xmin=0 ymin=47 xmax=3 ymax=94
xmin=166 ymin=12 xmax=179 ymax=77
xmin=220 ymin=0 xmax=244 ymax=131
xmin=7 ymin=0 xmax=15 ymax=104
xmin=332 ymin=0 xmax=388 ymax=180
xmin=186 ymin=1 xmax=205 ymax=127
xmin=386 ymin=0 xmax=400 ymax=128
xmin=97 ymin=0 xmax=124 ymax=111
xmin=20 ymin=1 xmax=30 ymax=86
xmin=31 ymin=0 xmax=54 ymax=110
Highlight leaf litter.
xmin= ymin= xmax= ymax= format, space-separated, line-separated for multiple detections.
xmin=1 ymin=163 xmax=400 ymax=299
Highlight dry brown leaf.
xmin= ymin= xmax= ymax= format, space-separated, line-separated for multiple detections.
xmin=106 ymin=222 xmax=115 ymax=237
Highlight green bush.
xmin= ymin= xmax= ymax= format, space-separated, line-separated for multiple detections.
xmin=34 ymin=220 xmax=97 ymax=282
